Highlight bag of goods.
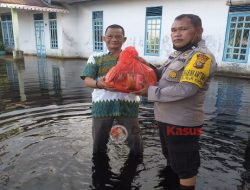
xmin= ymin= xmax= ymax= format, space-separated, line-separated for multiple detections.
xmin=103 ymin=46 xmax=157 ymax=93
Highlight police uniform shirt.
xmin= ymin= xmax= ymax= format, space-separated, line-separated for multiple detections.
xmin=147 ymin=40 xmax=217 ymax=127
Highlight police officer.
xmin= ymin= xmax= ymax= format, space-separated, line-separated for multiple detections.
xmin=134 ymin=14 xmax=217 ymax=190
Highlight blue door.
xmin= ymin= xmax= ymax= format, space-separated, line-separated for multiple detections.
xmin=1 ymin=15 xmax=14 ymax=48
xmin=34 ymin=14 xmax=46 ymax=57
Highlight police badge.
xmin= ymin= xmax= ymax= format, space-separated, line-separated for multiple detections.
xmin=169 ymin=70 xmax=177 ymax=78
xmin=193 ymin=54 xmax=209 ymax=69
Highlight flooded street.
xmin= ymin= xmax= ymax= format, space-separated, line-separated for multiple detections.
xmin=0 ymin=56 xmax=250 ymax=190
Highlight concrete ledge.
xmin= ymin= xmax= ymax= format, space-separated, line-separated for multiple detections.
xmin=23 ymin=53 xmax=88 ymax=60
xmin=0 ymin=54 xmax=87 ymax=62
xmin=0 ymin=55 xmax=15 ymax=62
xmin=13 ymin=50 xmax=24 ymax=60
xmin=215 ymin=71 xmax=250 ymax=79
xmin=152 ymin=64 xmax=250 ymax=79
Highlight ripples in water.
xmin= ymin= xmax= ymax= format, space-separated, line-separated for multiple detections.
xmin=0 ymin=56 xmax=250 ymax=190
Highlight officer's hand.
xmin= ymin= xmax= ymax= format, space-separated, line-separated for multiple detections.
xmin=130 ymin=85 xmax=149 ymax=96
xmin=134 ymin=56 xmax=150 ymax=66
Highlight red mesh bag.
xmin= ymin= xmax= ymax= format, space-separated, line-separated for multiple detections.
xmin=103 ymin=46 xmax=157 ymax=93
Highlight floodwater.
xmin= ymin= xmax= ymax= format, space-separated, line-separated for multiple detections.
xmin=0 ymin=56 xmax=250 ymax=190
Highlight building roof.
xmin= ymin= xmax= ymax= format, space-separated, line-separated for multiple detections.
xmin=0 ymin=0 xmax=50 ymax=7
xmin=0 ymin=0 xmax=68 ymax=13
xmin=52 ymin=0 xmax=94 ymax=4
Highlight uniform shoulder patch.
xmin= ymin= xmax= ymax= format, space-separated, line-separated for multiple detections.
xmin=180 ymin=52 xmax=212 ymax=88
xmin=193 ymin=53 xmax=209 ymax=69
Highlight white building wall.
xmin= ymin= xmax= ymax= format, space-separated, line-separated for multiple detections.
xmin=77 ymin=0 xmax=169 ymax=62
xmin=3 ymin=0 xmax=250 ymax=73
xmin=165 ymin=0 xmax=228 ymax=65
xmin=55 ymin=13 xmax=64 ymax=57
xmin=16 ymin=10 xmax=61 ymax=56
xmin=16 ymin=10 xmax=36 ymax=54
xmin=59 ymin=5 xmax=81 ymax=57
xmin=16 ymin=10 xmax=77 ymax=58
xmin=75 ymin=0 xmax=229 ymax=65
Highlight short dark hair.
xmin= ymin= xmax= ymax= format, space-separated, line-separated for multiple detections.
xmin=105 ymin=24 xmax=125 ymax=36
xmin=175 ymin=14 xmax=202 ymax=28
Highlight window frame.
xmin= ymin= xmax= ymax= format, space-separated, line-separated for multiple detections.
xmin=223 ymin=12 xmax=250 ymax=63
xmin=92 ymin=11 xmax=103 ymax=52
xmin=1 ymin=14 xmax=14 ymax=48
xmin=144 ymin=7 xmax=162 ymax=56
xmin=49 ymin=12 xmax=58 ymax=49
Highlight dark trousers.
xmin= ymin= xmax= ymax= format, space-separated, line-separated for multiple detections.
xmin=158 ymin=121 xmax=201 ymax=179
xmin=92 ymin=116 xmax=143 ymax=156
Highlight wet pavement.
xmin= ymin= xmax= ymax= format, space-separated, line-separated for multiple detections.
xmin=0 ymin=56 xmax=250 ymax=190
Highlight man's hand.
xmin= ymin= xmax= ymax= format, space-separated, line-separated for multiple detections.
xmin=96 ymin=79 xmax=106 ymax=89
xmin=98 ymin=79 xmax=117 ymax=92
xmin=130 ymin=85 xmax=149 ymax=96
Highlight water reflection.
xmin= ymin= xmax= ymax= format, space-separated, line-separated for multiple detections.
xmin=241 ymin=134 xmax=250 ymax=190
xmin=37 ymin=57 xmax=49 ymax=91
xmin=0 ymin=61 xmax=26 ymax=110
xmin=0 ymin=56 xmax=250 ymax=190
xmin=6 ymin=61 xmax=19 ymax=91
xmin=214 ymin=78 xmax=243 ymax=137
xmin=155 ymin=166 xmax=179 ymax=190
xmin=216 ymin=78 xmax=243 ymax=114
xmin=207 ymin=78 xmax=244 ymax=139
xmin=197 ymin=77 xmax=250 ymax=190
xmin=0 ymin=56 xmax=92 ymax=113
xmin=52 ymin=66 xmax=61 ymax=95
xmin=91 ymin=153 xmax=142 ymax=190
xmin=16 ymin=61 xmax=27 ymax=101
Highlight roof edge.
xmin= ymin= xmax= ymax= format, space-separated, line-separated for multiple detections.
xmin=0 ymin=3 xmax=69 ymax=13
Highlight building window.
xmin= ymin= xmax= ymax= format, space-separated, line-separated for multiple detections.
xmin=34 ymin=13 xmax=43 ymax=20
xmin=223 ymin=6 xmax=250 ymax=63
xmin=145 ymin=6 xmax=162 ymax=56
xmin=92 ymin=11 xmax=103 ymax=51
xmin=49 ymin=12 xmax=58 ymax=49
xmin=1 ymin=14 xmax=14 ymax=48
xmin=43 ymin=0 xmax=51 ymax=4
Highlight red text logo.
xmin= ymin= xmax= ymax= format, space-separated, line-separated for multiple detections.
xmin=166 ymin=126 xmax=202 ymax=135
